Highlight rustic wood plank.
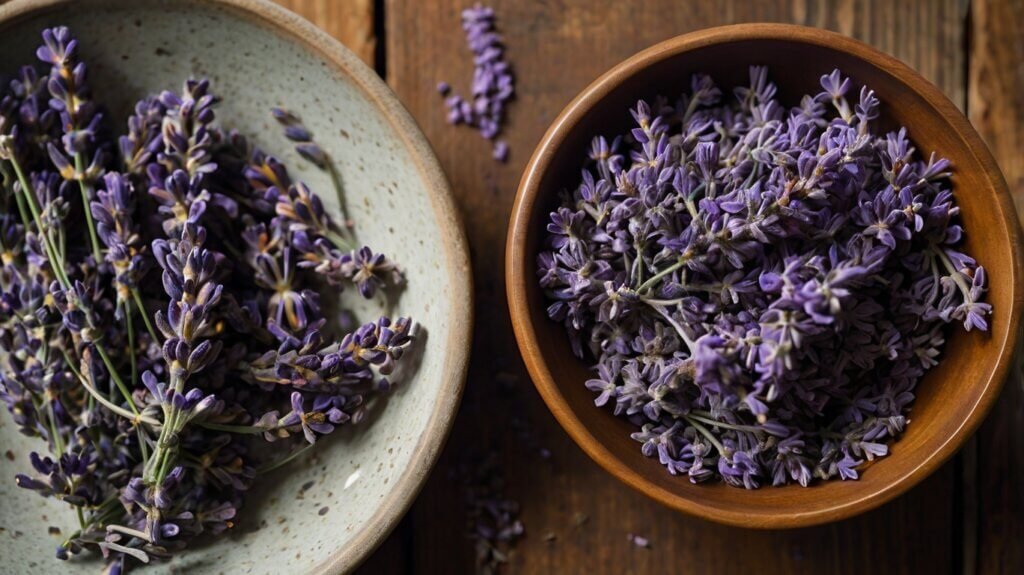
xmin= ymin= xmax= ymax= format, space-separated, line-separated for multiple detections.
xmin=386 ymin=1 xmax=968 ymax=573
xmin=273 ymin=0 xmax=376 ymax=66
xmin=969 ymin=0 xmax=1024 ymax=573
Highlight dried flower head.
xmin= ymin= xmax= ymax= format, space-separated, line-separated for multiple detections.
xmin=538 ymin=66 xmax=990 ymax=488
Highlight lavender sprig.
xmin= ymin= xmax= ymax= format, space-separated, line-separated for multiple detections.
xmin=0 ymin=26 xmax=418 ymax=572
xmin=143 ymin=216 xmax=223 ymax=485
xmin=36 ymin=26 xmax=106 ymax=263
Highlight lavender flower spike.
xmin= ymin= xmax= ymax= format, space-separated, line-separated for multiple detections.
xmin=538 ymin=67 xmax=990 ymax=489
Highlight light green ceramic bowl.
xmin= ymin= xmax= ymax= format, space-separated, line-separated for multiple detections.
xmin=0 ymin=0 xmax=472 ymax=572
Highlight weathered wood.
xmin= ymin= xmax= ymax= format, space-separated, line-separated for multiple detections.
xmin=384 ymin=0 xmax=969 ymax=573
xmin=969 ymin=1 xmax=1024 ymax=573
xmin=273 ymin=0 xmax=376 ymax=66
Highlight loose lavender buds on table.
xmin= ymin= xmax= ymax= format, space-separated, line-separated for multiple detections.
xmin=0 ymin=27 xmax=416 ymax=572
xmin=537 ymin=67 xmax=990 ymax=488
xmin=437 ymin=3 xmax=514 ymax=162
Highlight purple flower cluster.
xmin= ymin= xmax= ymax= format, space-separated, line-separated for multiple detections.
xmin=538 ymin=67 xmax=990 ymax=488
xmin=438 ymin=3 xmax=514 ymax=162
xmin=0 ymin=27 xmax=416 ymax=572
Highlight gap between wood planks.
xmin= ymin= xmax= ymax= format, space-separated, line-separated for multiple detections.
xmin=958 ymin=4 xmax=978 ymax=574
xmin=968 ymin=1 xmax=1024 ymax=575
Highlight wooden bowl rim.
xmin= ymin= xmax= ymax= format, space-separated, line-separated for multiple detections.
xmin=506 ymin=22 xmax=1023 ymax=528
xmin=0 ymin=0 xmax=474 ymax=570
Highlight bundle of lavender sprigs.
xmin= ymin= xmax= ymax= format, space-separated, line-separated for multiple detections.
xmin=539 ymin=67 xmax=990 ymax=488
xmin=0 ymin=27 xmax=414 ymax=571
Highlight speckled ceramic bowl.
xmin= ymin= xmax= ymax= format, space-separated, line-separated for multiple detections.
xmin=0 ymin=0 xmax=471 ymax=572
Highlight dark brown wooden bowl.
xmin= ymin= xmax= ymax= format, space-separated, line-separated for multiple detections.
xmin=506 ymin=23 xmax=1024 ymax=528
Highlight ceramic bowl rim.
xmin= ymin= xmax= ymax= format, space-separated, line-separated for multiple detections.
xmin=0 ymin=0 xmax=474 ymax=570
xmin=506 ymin=23 xmax=1023 ymax=528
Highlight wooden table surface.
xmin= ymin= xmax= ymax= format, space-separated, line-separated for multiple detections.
xmin=274 ymin=1 xmax=1024 ymax=573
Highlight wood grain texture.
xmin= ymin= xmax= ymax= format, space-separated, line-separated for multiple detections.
xmin=273 ymin=0 xmax=376 ymax=65
xmin=383 ymin=0 xmax=970 ymax=573
xmin=969 ymin=0 xmax=1024 ymax=573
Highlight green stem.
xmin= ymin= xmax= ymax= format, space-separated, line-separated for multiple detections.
xmin=2 ymin=162 xmax=32 ymax=230
xmin=61 ymin=497 xmax=123 ymax=549
xmin=257 ymin=443 xmax=315 ymax=474
xmin=73 ymin=154 xmax=103 ymax=262
xmin=47 ymin=400 xmax=66 ymax=455
xmin=681 ymin=96 xmax=702 ymax=126
xmin=633 ymin=239 xmax=645 ymax=286
xmin=199 ymin=421 xmax=266 ymax=434
xmin=326 ymin=162 xmax=356 ymax=243
xmin=325 ymin=228 xmax=355 ymax=252
xmin=61 ymin=343 xmax=157 ymax=425
xmin=646 ymin=301 xmax=697 ymax=352
xmin=686 ymin=412 xmax=763 ymax=434
xmin=683 ymin=414 xmax=727 ymax=456
xmin=147 ymin=374 xmax=185 ymax=485
xmin=93 ymin=343 xmax=139 ymax=416
xmin=636 ymin=256 xmax=689 ymax=294
xmin=61 ymin=348 xmax=158 ymax=426
xmin=8 ymin=157 xmax=70 ymax=287
xmin=125 ymin=302 xmax=138 ymax=390
xmin=137 ymin=426 xmax=150 ymax=468
xmin=131 ymin=288 xmax=161 ymax=343
xmin=933 ymin=246 xmax=973 ymax=297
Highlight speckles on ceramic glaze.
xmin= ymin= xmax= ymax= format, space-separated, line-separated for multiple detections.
xmin=0 ymin=1 xmax=468 ymax=574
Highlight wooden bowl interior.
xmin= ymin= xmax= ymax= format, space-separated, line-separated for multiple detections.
xmin=514 ymin=34 xmax=1020 ymax=526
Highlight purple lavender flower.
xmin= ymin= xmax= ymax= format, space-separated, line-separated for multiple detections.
xmin=437 ymin=3 xmax=514 ymax=161
xmin=37 ymin=26 xmax=102 ymax=157
xmin=537 ymin=66 xmax=991 ymax=488
xmin=0 ymin=27 xmax=419 ymax=571
xmin=119 ymin=96 xmax=167 ymax=175
xmin=343 ymin=246 xmax=399 ymax=298
xmin=278 ymin=391 xmax=345 ymax=444
xmin=91 ymin=172 xmax=146 ymax=301
xmin=271 ymin=107 xmax=328 ymax=169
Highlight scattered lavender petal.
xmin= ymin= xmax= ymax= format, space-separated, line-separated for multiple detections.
xmin=437 ymin=3 xmax=514 ymax=162
xmin=628 ymin=533 xmax=651 ymax=549
xmin=492 ymin=139 xmax=509 ymax=162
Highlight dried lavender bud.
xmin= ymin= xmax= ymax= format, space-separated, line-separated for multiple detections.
xmin=91 ymin=172 xmax=146 ymax=302
xmin=119 ymin=96 xmax=166 ymax=176
xmin=0 ymin=26 xmax=417 ymax=572
xmin=628 ymin=533 xmax=651 ymax=549
xmin=438 ymin=3 xmax=514 ymax=162
xmin=157 ymin=78 xmax=217 ymax=177
xmin=37 ymin=26 xmax=102 ymax=158
xmin=492 ymin=140 xmax=509 ymax=162
xmin=538 ymin=67 xmax=990 ymax=488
